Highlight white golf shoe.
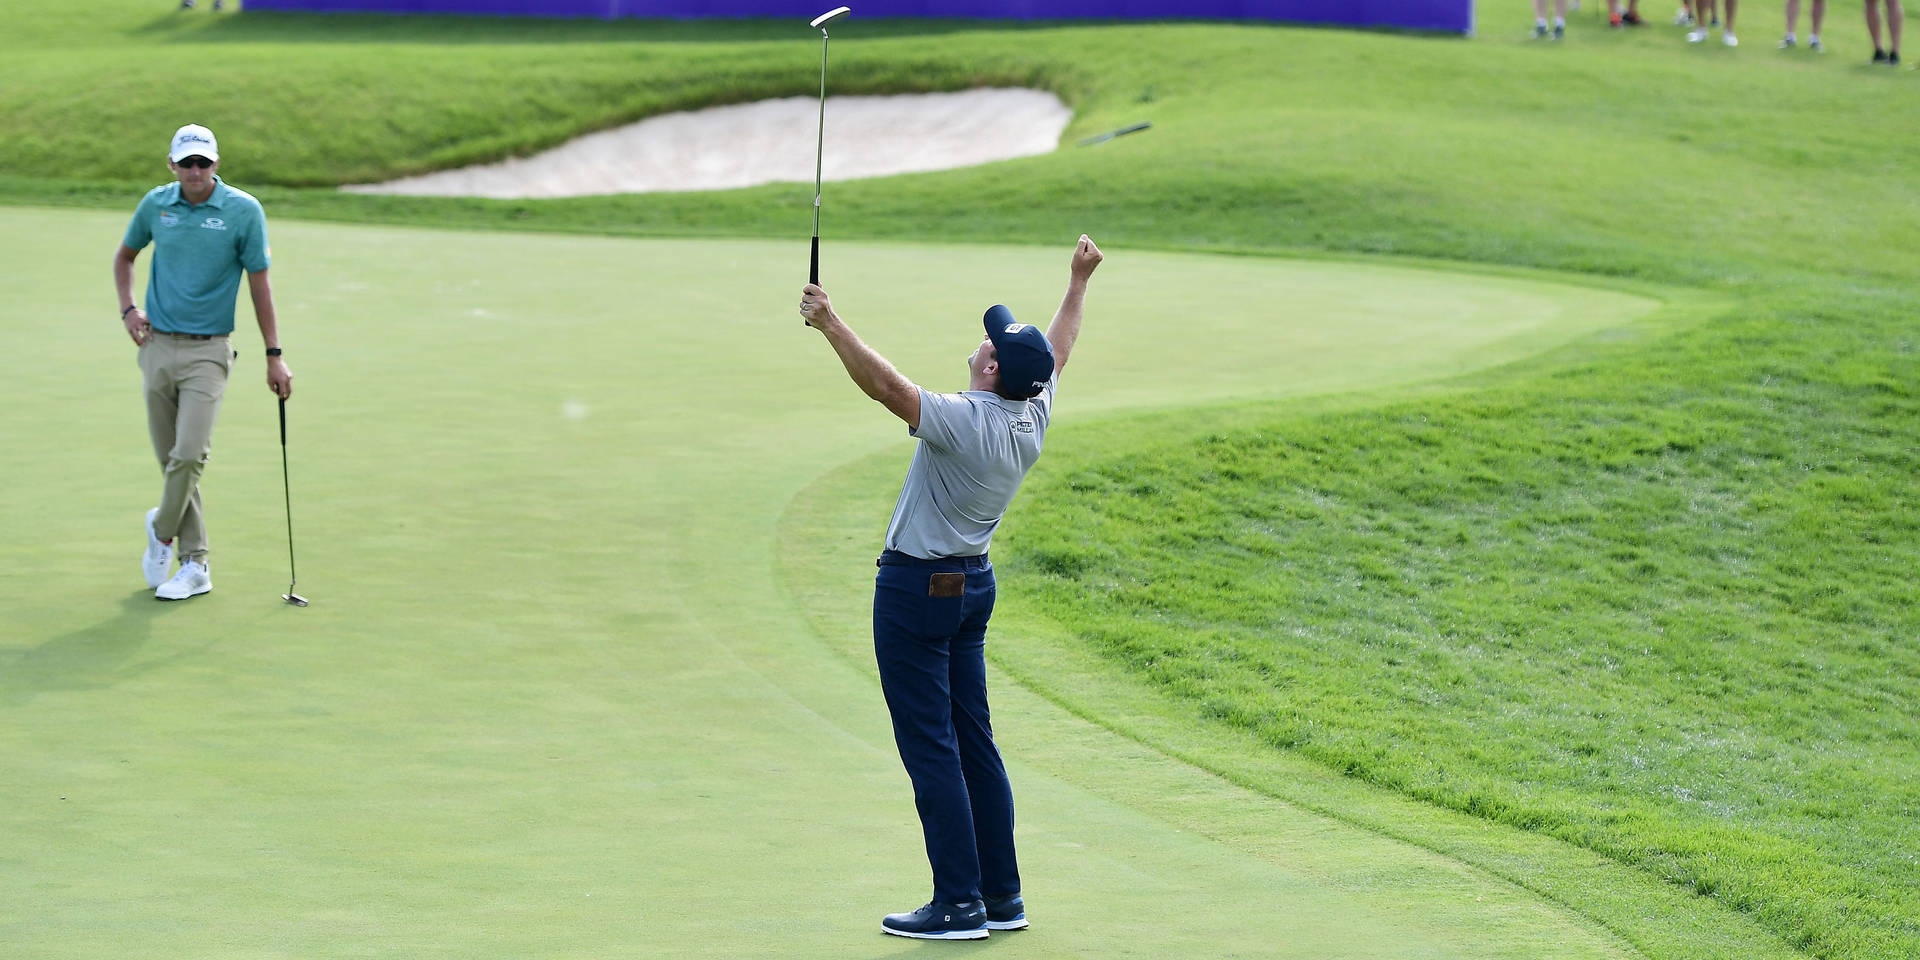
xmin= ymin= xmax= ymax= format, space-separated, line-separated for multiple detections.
xmin=144 ymin=507 xmax=174 ymax=587
xmin=155 ymin=559 xmax=211 ymax=600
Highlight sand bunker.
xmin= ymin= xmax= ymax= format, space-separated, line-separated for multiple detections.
xmin=342 ymin=88 xmax=1071 ymax=199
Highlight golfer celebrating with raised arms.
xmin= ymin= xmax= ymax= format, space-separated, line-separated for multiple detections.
xmin=115 ymin=124 xmax=290 ymax=600
xmin=800 ymin=234 xmax=1103 ymax=940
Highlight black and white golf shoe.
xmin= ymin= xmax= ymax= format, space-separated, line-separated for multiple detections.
xmin=881 ymin=900 xmax=989 ymax=940
xmin=985 ymin=894 xmax=1029 ymax=931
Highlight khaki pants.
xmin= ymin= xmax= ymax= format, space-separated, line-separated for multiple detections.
xmin=139 ymin=334 xmax=233 ymax=565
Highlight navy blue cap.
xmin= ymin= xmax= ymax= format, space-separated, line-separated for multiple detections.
xmin=983 ymin=304 xmax=1055 ymax=400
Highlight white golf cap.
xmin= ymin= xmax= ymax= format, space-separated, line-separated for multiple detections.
xmin=168 ymin=124 xmax=219 ymax=163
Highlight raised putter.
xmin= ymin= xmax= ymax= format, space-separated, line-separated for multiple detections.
xmin=805 ymin=6 xmax=851 ymax=324
xmin=278 ymin=397 xmax=307 ymax=607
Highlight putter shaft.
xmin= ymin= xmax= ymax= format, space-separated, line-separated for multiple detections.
xmin=808 ymin=6 xmax=849 ymax=294
xmin=279 ymin=397 xmax=304 ymax=605
xmin=812 ymin=24 xmax=831 ymax=248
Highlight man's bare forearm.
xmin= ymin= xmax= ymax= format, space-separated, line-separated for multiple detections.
xmin=113 ymin=245 xmax=140 ymax=313
xmin=249 ymin=269 xmax=294 ymax=399
xmin=114 ymin=245 xmax=152 ymax=345
xmin=820 ymin=317 xmax=920 ymax=426
xmin=1045 ymin=276 xmax=1088 ymax=375
xmin=1047 ymin=235 xmax=1104 ymax=375
xmin=248 ymin=269 xmax=280 ymax=349
xmin=802 ymin=284 xmax=921 ymax=427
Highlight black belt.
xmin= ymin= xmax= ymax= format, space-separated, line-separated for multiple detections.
xmin=152 ymin=330 xmax=224 ymax=341
xmin=877 ymin=549 xmax=990 ymax=570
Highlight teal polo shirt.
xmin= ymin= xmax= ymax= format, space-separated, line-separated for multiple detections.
xmin=122 ymin=177 xmax=271 ymax=336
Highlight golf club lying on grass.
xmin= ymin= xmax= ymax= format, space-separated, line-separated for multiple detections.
xmin=278 ymin=397 xmax=307 ymax=607
xmin=1077 ymin=121 xmax=1153 ymax=147
xmin=805 ymin=5 xmax=851 ymax=324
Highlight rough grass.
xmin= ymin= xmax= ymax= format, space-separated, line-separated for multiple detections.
xmin=5 ymin=1 xmax=1919 ymax=956
xmin=1004 ymin=280 xmax=1920 ymax=959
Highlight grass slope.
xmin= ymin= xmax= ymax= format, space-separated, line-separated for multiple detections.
xmin=2 ymin=1 xmax=1916 ymax=285
xmin=4 ymin=0 xmax=1918 ymax=957
xmin=1000 ymin=276 xmax=1920 ymax=959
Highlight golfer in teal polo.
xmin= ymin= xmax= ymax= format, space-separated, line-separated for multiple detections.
xmin=114 ymin=123 xmax=293 ymax=600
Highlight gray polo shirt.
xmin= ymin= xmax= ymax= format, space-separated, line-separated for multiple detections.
xmin=883 ymin=375 xmax=1058 ymax=559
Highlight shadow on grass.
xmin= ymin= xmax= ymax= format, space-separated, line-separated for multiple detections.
xmin=0 ymin=591 xmax=195 ymax=707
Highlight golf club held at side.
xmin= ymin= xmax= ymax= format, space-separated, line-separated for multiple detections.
xmin=279 ymin=396 xmax=307 ymax=607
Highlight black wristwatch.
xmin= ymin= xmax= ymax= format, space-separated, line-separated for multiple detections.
xmin=265 ymin=347 xmax=283 ymax=357
xmin=121 ymin=304 xmax=137 ymax=317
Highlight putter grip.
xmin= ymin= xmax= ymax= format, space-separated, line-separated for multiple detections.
xmin=806 ymin=236 xmax=820 ymax=326
xmin=278 ymin=396 xmax=287 ymax=445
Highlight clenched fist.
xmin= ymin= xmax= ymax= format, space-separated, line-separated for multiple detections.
xmin=1070 ymin=235 xmax=1103 ymax=281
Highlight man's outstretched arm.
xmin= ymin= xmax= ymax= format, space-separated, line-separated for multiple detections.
xmin=801 ymin=283 xmax=922 ymax=430
xmin=1045 ymin=235 xmax=1103 ymax=377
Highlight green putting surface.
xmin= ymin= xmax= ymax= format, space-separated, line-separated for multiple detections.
xmin=4 ymin=206 xmax=1693 ymax=957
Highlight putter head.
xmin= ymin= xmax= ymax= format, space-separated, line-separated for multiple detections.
xmin=811 ymin=6 xmax=850 ymax=29
xmin=283 ymin=592 xmax=309 ymax=607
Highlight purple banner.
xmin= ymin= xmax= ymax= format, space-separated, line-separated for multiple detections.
xmin=245 ymin=0 xmax=1472 ymax=33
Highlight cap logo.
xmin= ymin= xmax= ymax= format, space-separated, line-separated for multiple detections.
xmin=1005 ymin=323 xmax=1023 ymax=334
xmin=178 ymin=133 xmax=212 ymax=145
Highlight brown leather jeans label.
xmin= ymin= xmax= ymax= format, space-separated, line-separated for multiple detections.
xmin=929 ymin=573 xmax=966 ymax=598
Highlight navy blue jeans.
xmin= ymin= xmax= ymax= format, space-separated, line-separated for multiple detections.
xmin=873 ymin=550 xmax=1020 ymax=905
